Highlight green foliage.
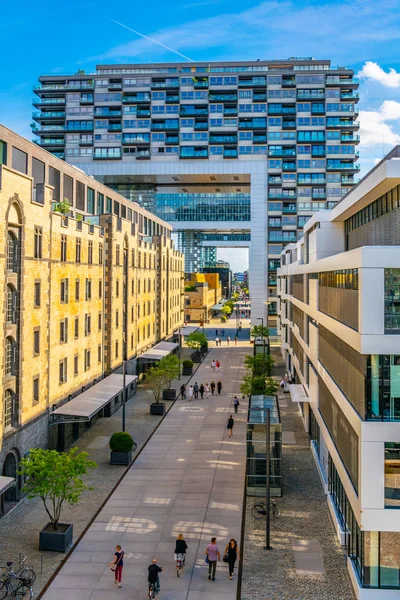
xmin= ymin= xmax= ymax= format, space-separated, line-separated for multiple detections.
xmin=240 ymin=375 xmax=278 ymax=396
xmin=221 ymin=315 xmax=227 ymax=323
xmin=244 ymin=354 xmax=274 ymax=377
xmin=54 ymin=198 xmax=72 ymax=216
xmin=251 ymin=324 xmax=270 ymax=339
xmin=158 ymin=354 xmax=181 ymax=389
xmin=109 ymin=432 xmax=134 ymax=452
xmin=18 ymin=447 xmax=97 ymax=530
xmin=265 ymin=377 xmax=279 ymax=396
xmin=185 ymin=285 xmax=196 ymax=292
xmin=186 ymin=331 xmax=208 ymax=351
xmin=76 ymin=213 xmax=83 ymax=222
xmin=145 ymin=365 xmax=167 ymax=403
xmin=182 ymin=359 xmax=193 ymax=368
xmin=221 ymin=304 xmax=232 ymax=316
xmin=75 ymin=69 xmax=85 ymax=74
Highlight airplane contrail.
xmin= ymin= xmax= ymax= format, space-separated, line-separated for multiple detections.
xmin=110 ymin=18 xmax=195 ymax=62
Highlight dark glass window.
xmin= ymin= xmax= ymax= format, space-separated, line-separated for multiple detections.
xmin=385 ymin=269 xmax=400 ymax=334
xmin=12 ymin=147 xmax=27 ymax=174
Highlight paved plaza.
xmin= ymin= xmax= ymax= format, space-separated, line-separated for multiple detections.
xmin=41 ymin=346 xmax=248 ymax=600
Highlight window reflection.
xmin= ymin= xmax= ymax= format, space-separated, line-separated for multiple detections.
xmin=385 ymin=443 xmax=400 ymax=508
xmin=385 ymin=269 xmax=400 ymax=334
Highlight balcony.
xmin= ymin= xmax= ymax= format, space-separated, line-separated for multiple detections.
xmin=238 ymin=118 xmax=267 ymax=129
xmin=109 ymin=82 xmax=122 ymax=90
xmin=180 ymin=107 xmax=208 ymax=117
xmin=209 ymin=135 xmax=237 ymax=144
xmin=193 ymin=79 xmax=208 ymax=88
xmin=312 ymin=192 xmax=326 ymax=199
xmin=282 ymin=204 xmax=297 ymax=214
xmin=166 ymin=95 xmax=179 ymax=103
xmin=341 ymin=175 xmax=357 ymax=184
xmin=136 ymin=150 xmax=151 ymax=159
xmin=151 ymin=120 xmax=179 ymax=131
xmin=122 ymin=94 xmax=151 ymax=103
xmin=282 ymin=77 xmax=296 ymax=87
xmin=268 ymin=149 xmax=296 ymax=157
xmin=165 ymin=136 xmax=179 ymax=144
xmin=327 ymin=119 xmax=360 ymax=128
xmin=137 ymin=109 xmax=151 ymax=117
xmin=282 ymin=162 xmax=296 ymax=171
xmin=151 ymin=79 xmax=179 ymax=89
xmin=33 ymin=111 xmax=65 ymax=121
xmin=32 ymin=97 xmax=65 ymax=107
xmin=180 ymin=147 xmax=208 ymax=158
xmin=34 ymin=82 xmax=94 ymax=91
xmin=254 ymin=134 xmax=267 ymax=143
xmin=341 ymin=134 xmax=360 ymax=142
xmin=94 ymin=110 xmax=122 ymax=118
xmin=66 ymin=124 xmax=93 ymax=132
xmin=326 ymin=76 xmax=359 ymax=85
xmin=122 ymin=134 xmax=150 ymax=145
xmin=194 ymin=121 xmax=208 ymax=131
xmin=35 ymin=138 xmax=65 ymax=146
xmin=268 ymin=191 xmax=296 ymax=199
xmin=224 ymin=108 xmax=238 ymax=116
xmin=238 ymin=78 xmax=266 ymax=87
xmin=224 ymin=148 xmax=238 ymax=158
xmin=209 ymin=93 xmax=237 ymax=102
xmin=33 ymin=124 xmax=64 ymax=133
xmin=253 ymin=93 xmax=267 ymax=101
xmin=282 ymin=120 xmax=296 ymax=129
xmin=268 ymin=176 xmax=282 ymax=184
xmin=340 ymin=92 xmax=360 ymax=100
xmin=327 ymin=161 xmax=360 ymax=171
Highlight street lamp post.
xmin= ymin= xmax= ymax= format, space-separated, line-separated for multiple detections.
xmin=257 ymin=317 xmax=266 ymax=375
xmin=265 ymin=406 xmax=272 ymax=550
xmin=122 ymin=358 xmax=126 ymax=432
xmin=178 ymin=326 xmax=181 ymax=380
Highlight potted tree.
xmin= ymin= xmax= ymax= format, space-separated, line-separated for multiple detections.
xmin=186 ymin=331 xmax=208 ymax=362
xmin=53 ymin=198 xmax=72 ymax=226
xmin=18 ymin=447 xmax=97 ymax=552
xmin=110 ymin=432 xmax=137 ymax=465
xmin=182 ymin=359 xmax=193 ymax=376
xmin=160 ymin=354 xmax=180 ymax=400
xmin=146 ymin=365 xmax=168 ymax=415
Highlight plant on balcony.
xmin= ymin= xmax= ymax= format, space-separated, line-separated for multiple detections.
xmin=54 ymin=198 xmax=72 ymax=216
xmin=185 ymin=285 xmax=197 ymax=292
xmin=76 ymin=213 xmax=83 ymax=222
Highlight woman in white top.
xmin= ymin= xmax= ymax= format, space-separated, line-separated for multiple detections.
xmin=205 ymin=383 xmax=210 ymax=398
xmin=187 ymin=386 xmax=194 ymax=401
xmin=211 ymin=360 xmax=216 ymax=369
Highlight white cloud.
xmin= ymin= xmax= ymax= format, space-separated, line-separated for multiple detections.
xmin=358 ymin=61 xmax=400 ymax=88
xmin=359 ymin=101 xmax=400 ymax=148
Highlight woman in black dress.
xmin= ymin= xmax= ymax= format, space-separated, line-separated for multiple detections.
xmin=224 ymin=538 xmax=240 ymax=579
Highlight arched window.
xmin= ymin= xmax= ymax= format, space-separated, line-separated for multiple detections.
xmin=7 ymin=232 xmax=18 ymax=272
xmin=6 ymin=285 xmax=17 ymax=324
xmin=5 ymin=337 xmax=16 ymax=376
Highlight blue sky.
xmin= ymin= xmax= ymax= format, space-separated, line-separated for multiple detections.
xmin=2 ymin=0 xmax=400 ymax=270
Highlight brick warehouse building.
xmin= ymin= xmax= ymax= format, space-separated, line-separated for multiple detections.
xmin=0 ymin=125 xmax=184 ymax=516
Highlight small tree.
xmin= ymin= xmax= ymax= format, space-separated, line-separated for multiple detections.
xmin=244 ymin=354 xmax=274 ymax=377
xmin=251 ymin=324 xmax=270 ymax=339
xmin=18 ymin=448 xmax=97 ymax=531
xmin=186 ymin=331 xmax=208 ymax=352
xmin=145 ymin=365 xmax=167 ymax=403
xmin=158 ymin=354 xmax=180 ymax=389
xmin=240 ymin=375 xmax=278 ymax=396
xmin=54 ymin=198 xmax=72 ymax=216
xmin=265 ymin=377 xmax=279 ymax=396
xmin=221 ymin=304 xmax=232 ymax=316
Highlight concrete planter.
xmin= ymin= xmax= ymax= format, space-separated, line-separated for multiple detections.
xmin=163 ymin=389 xmax=177 ymax=401
xmin=191 ymin=352 xmax=203 ymax=363
xmin=182 ymin=367 xmax=193 ymax=376
xmin=39 ymin=523 xmax=73 ymax=552
xmin=150 ymin=402 xmax=166 ymax=415
xmin=110 ymin=449 xmax=133 ymax=465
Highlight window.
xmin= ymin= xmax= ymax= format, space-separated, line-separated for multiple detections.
xmin=34 ymin=281 xmax=41 ymax=308
xmin=98 ymin=279 xmax=102 ymax=298
xmin=116 ymin=245 xmax=120 ymax=266
xmin=12 ymin=146 xmax=27 ymax=174
xmin=59 ymin=358 xmax=67 ymax=383
xmin=33 ymin=328 xmax=40 ymax=356
xmin=115 ymin=340 xmax=119 ymax=358
xmin=88 ymin=241 xmax=93 ymax=264
xmin=99 ymin=243 xmax=103 ymax=265
xmin=87 ymin=187 xmax=95 ymax=214
xmin=115 ymin=310 xmax=119 ymax=328
xmin=97 ymin=312 xmax=102 ymax=332
xmin=6 ymin=337 xmax=16 ymax=376
xmin=4 ymin=390 xmax=14 ymax=429
xmin=75 ymin=279 xmax=80 ymax=301
xmin=33 ymin=376 xmax=39 ymax=405
xmin=98 ymin=344 xmax=102 ymax=363
xmin=131 ymin=279 xmax=134 ymax=295
xmin=76 ymin=238 xmax=81 ymax=263
xmin=7 ymin=285 xmax=17 ymax=324
xmin=60 ymin=318 xmax=68 ymax=343
xmin=385 ymin=269 xmax=400 ymax=334
xmin=74 ymin=317 xmax=79 ymax=339
xmin=61 ymin=235 xmax=67 ymax=262
xmin=85 ymin=278 xmax=92 ymax=300
xmin=385 ymin=443 xmax=400 ymax=508
xmin=116 ymin=279 xmax=119 ymax=297
xmin=84 ymin=349 xmax=91 ymax=371
xmin=60 ymin=278 xmax=69 ymax=303
xmin=131 ymin=306 xmax=134 ymax=322
xmin=131 ymin=249 xmax=135 ymax=267
xmin=34 ymin=227 xmax=42 ymax=259
xmin=131 ymin=334 xmax=134 ymax=350
xmin=74 ymin=354 xmax=78 ymax=376
xmin=85 ymin=314 xmax=91 ymax=336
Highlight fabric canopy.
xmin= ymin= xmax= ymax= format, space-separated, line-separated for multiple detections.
xmin=289 ymin=384 xmax=309 ymax=403
xmin=138 ymin=341 xmax=179 ymax=361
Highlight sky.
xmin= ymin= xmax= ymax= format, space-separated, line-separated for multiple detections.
xmin=2 ymin=0 xmax=400 ymax=271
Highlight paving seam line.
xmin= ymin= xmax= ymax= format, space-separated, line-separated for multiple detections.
xmin=36 ymin=355 xmax=206 ymax=600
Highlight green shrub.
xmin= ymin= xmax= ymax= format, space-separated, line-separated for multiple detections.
xmin=109 ymin=432 xmax=135 ymax=452
xmin=182 ymin=359 xmax=193 ymax=368
xmin=221 ymin=315 xmax=227 ymax=323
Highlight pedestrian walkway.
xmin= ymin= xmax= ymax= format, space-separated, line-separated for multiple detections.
xmin=241 ymin=351 xmax=355 ymax=600
xmin=41 ymin=347 xmax=248 ymax=600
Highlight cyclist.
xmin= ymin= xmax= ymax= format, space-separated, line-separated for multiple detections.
xmin=174 ymin=533 xmax=188 ymax=573
xmin=148 ymin=558 xmax=162 ymax=596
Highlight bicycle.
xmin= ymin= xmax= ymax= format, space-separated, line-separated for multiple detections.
xmin=251 ymin=499 xmax=280 ymax=520
xmin=0 ymin=557 xmax=36 ymax=587
xmin=175 ymin=553 xmax=185 ymax=577
xmin=148 ymin=581 xmax=159 ymax=599
xmin=0 ymin=573 xmax=33 ymax=599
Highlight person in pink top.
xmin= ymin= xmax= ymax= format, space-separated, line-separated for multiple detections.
xmin=205 ymin=537 xmax=220 ymax=581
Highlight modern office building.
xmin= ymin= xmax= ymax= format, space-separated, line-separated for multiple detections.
xmin=32 ymin=57 xmax=359 ymax=327
xmin=277 ymin=147 xmax=400 ymax=599
xmin=202 ymin=260 xmax=233 ymax=298
xmin=0 ymin=125 xmax=184 ymax=517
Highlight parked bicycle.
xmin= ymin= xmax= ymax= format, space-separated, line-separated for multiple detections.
xmin=0 ymin=557 xmax=35 ymax=587
xmin=251 ymin=499 xmax=280 ymax=520
xmin=0 ymin=572 xmax=33 ymax=599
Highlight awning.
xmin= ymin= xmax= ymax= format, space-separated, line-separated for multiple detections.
xmin=51 ymin=374 xmax=138 ymax=421
xmin=289 ymin=384 xmax=309 ymax=403
xmin=179 ymin=326 xmax=199 ymax=336
xmin=0 ymin=476 xmax=15 ymax=495
xmin=138 ymin=341 xmax=178 ymax=361
xmin=211 ymin=302 xmax=226 ymax=310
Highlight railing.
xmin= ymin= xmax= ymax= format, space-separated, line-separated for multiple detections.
xmin=33 ymin=111 xmax=65 ymax=119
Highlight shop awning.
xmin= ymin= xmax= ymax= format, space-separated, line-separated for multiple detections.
xmin=138 ymin=341 xmax=179 ymax=361
xmin=211 ymin=302 xmax=226 ymax=310
xmin=0 ymin=476 xmax=15 ymax=495
xmin=289 ymin=384 xmax=309 ymax=403
xmin=179 ymin=326 xmax=199 ymax=336
xmin=51 ymin=374 xmax=138 ymax=422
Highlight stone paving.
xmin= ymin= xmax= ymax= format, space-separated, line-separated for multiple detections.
xmin=0 ymin=348 xmax=198 ymax=596
xmin=241 ymin=352 xmax=356 ymax=600
xmin=40 ymin=345 xmax=248 ymax=600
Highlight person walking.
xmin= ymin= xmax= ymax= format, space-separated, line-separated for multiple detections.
xmin=180 ymin=384 xmax=186 ymax=400
xmin=224 ymin=539 xmax=240 ymax=580
xmin=227 ymin=336 xmax=231 ymax=346
xmin=217 ymin=380 xmax=222 ymax=395
xmin=222 ymin=328 xmax=225 ymax=337
xmin=205 ymin=383 xmax=210 ymax=398
xmin=211 ymin=359 xmax=216 ymax=369
xmin=211 ymin=380 xmax=216 ymax=396
xmin=193 ymin=382 xmax=199 ymax=400
xmin=233 ymin=396 xmax=240 ymax=414
xmin=205 ymin=537 xmax=220 ymax=581
xmin=215 ymin=360 xmax=220 ymax=372
xmin=234 ymin=336 xmax=238 ymax=346
xmin=218 ymin=337 xmax=222 ymax=347
xmin=199 ymin=383 xmax=205 ymax=399
xmin=187 ymin=385 xmax=194 ymax=401
xmin=215 ymin=328 xmax=218 ymax=337
xmin=227 ymin=414 xmax=234 ymax=437
xmin=108 ymin=544 xmax=124 ymax=588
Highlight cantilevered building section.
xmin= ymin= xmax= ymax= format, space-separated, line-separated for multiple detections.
xmin=33 ymin=57 xmax=359 ymax=328
xmin=278 ymin=147 xmax=400 ymax=599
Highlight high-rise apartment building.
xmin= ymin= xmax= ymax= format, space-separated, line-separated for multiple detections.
xmin=0 ymin=125 xmax=184 ymax=517
xmin=33 ymin=57 xmax=359 ymax=328
xmin=278 ymin=148 xmax=400 ymax=599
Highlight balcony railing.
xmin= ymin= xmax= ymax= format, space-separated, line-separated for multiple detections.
xmin=327 ymin=162 xmax=360 ymax=170
xmin=33 ymin=111 xmax=65 ymax=119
